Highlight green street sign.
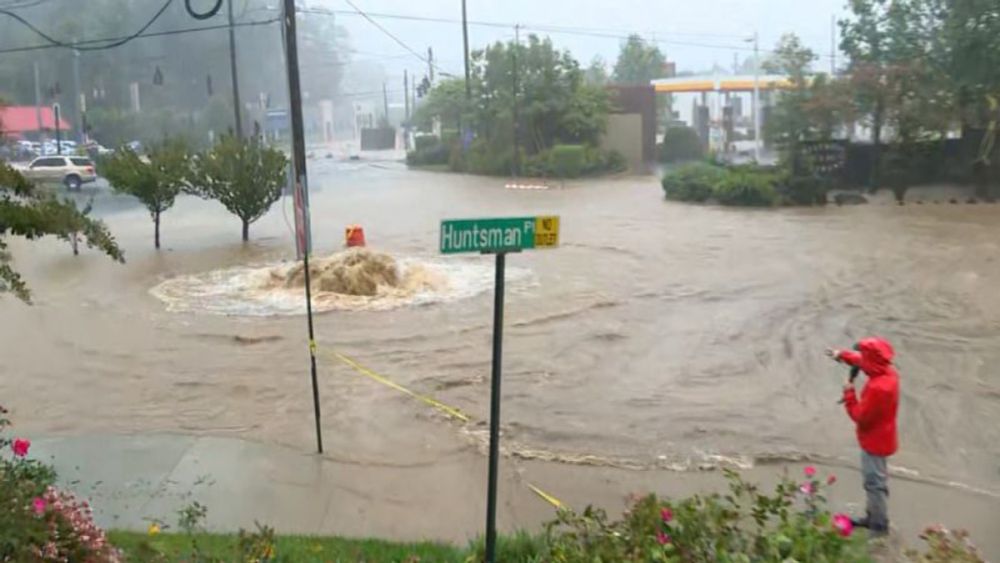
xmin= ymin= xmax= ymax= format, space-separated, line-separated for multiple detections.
xmin=440 ymin=216 xmax=560 ymax=254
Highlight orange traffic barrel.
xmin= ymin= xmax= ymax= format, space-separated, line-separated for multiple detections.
xmin=345 ymin=225 xmax=366 ymax=247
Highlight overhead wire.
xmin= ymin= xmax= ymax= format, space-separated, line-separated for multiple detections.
xmin=334 ymin=0 xmax=456 ymax=76
xmin=311 ymin=6 xmax=834 ymax=59
xmin=0 ymin=17 xmax=279 ymax=55
xmin=0 ymin=0 xmax=175 ymax=51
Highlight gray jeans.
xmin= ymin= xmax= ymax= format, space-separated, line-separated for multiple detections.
xmin=861 ymin=450 xmax=889 ymax=531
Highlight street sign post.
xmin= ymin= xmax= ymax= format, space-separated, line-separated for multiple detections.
xmin=440 ymin=216 xmax=559 ymax=563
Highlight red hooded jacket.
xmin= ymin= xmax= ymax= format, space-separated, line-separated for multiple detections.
xmin=838 ymin=338 xmax=899 ymax=457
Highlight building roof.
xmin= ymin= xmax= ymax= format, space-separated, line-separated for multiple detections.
xmin=0 ymin=106 xmax=73 ymax=136
xmin=650 ymin=74 xmax=794 ymax=93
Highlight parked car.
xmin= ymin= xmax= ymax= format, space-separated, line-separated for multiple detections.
xmin=15 ymin=155 xmax=97 ymax=190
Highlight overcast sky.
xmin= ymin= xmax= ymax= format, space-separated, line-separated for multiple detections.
xmin=317 ymin=0 xmax=848 ymax=83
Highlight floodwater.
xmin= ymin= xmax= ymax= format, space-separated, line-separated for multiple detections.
xmin=2 ymin=159 xmax=999 ymax=500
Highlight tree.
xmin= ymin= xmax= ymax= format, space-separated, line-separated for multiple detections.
xmin=612 ymin=35 xmax=666 ymax=85
xmin=412 ymin=77 xmax=467 ymax=131
xmin=102 ymin=140 xmax=191 ymax=249
xmin=192 ymin=136 xmax=287 ymax=242
xmin=763 ymin=34 xmax=818 ymax=171
xmin=584 ymin=56 xmax=610 ymax=86
xmin=415 ymin=35 xmax=614 ymax=175
xmin=0 ymin=162 xmax=123 ymax=302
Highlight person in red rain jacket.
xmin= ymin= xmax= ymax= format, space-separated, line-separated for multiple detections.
xmin=826 ymin=337 xmax=899 ymax=535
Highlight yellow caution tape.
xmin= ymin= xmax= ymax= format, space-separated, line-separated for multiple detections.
xmin=527 ymin=483 xmax=564 ymax=509
xmin=316 ymin=344 xmax=563 ymax=507
xmin=321 ymin=349 xmax=470 ymax=423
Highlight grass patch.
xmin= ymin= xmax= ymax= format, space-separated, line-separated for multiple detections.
xmin=108 ymin=531 xmax=466 ymax=562
xmin=109 ymin=530 xmax=546 ymax=562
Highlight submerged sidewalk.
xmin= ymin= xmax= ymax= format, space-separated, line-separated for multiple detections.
xmin=29 ymin=433 xmax=1000 ymax=558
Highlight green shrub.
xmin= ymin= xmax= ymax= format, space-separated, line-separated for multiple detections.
xmin=659 ymin=126 xmax=704 ymax=163
xmin=407 ymin=134 xmax=452 ymax=167
xmin=440 ymin=129 xmax=459 ymax=147
xmin=413 ymin=135 xmax=440 ymax=152
xmin=464 ymin=138 xmax=515 ymax=176
xmin=661 ymin=162 xmax=725 ymax=202
xmin=406 ymin=142 xmax=450 ymax=167
xmin=519 ymin=146 xmax=625 ymax=178
xmin=714 ymin=167 xmax=780 ymax=207
xmin=583 ymin=146 xmax=627 ymax=175
xmin=780 ymin=174 xmax=831 ymax=206
xmin=549 ymin=144 xmax=587 ymax=178
xmin=544 ymin=468 xmax=868 ymax=562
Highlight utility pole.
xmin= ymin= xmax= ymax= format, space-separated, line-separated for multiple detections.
xmin=33 ymin=62 xmax=43 ymax=141
xmin=462 ymin=0 xmax=471 ymax=100
xmin=427 ymin=46 xmax=435 ymax=83
xmin=73 ymin=46 xmax=84 ymax=143
xmin=53 ymin=104 xmax=62 ymax=155
xmin=404 ymin=70 xmax=410 ymax=149
xmin=281 ymin=0 xmax=323 ymax=455
xmin=830 ymin=15 xmax=837 ymax=75
xmin=382 ymin=82 xmax=390 ymax=124
xmin=752 ymin=32 xmax=761 ymax=162
xmin=228 ymin=0 xmax=244 ymax=138
xmin=511 ymin=24 xmax=520 ymax=177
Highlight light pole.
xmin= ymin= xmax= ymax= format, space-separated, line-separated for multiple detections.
xmin=746 ymin=32 xmax=761 ymax=162
xmin=462 ymin=0 xmax=471 ymax=101
xmin=228 ymin=0 xmax=244 ymax=138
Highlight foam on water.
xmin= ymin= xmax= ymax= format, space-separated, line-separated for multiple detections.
xmin=150 ymin=249 xmax=533 ymax=316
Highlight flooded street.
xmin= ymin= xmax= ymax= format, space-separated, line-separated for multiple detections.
xmin=2 ymin=160 xmax=1000 ymax=501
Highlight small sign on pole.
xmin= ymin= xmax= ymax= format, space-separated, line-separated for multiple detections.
xmin=440 ymin=216 xmax=560 ymax=563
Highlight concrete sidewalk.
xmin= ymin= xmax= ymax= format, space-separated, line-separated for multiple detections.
xmin=30 ymin=434 xmax=504 ymax=543
xmin=28 ymin=434 xmax=1000 ymax=559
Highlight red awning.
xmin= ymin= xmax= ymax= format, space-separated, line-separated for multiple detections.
xmin=0 ymin=106 xmax=73 ymax=134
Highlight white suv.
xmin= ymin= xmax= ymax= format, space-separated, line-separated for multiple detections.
xmin=18 ymin=155 xmax=97 ymax=190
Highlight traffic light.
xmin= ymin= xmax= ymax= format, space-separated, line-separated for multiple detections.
xmin=417 ymin=76 xmax=431 ymax=98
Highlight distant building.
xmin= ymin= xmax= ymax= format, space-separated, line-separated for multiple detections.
xmin=0 ymin=106 xmax=73 ymax=140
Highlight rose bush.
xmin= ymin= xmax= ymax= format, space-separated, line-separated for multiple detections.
xmin=542 ymin=468 xmax=868 ymax=562
xmin=0 ymin=405 xmax=120 ymax=562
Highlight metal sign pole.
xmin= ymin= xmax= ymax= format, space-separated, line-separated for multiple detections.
xmin=438 ymin=217 xmax=559 ymax=563
xmin=484 ymin=251 xmax=506 ymax=563
xmin=53 ymin=104 xmax=62 ymax=155
xmin=282 ymin=0 xmax=323 ymax=454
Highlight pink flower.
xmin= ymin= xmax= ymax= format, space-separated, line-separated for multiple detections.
xmin=827 ymin=474 xmax=837 ymax=486
xmin=833 ymin=513 xmax=854 ymax=537
xmin=799 ymin=482 xmax=815 ymax=495
xmin=804 ymin=465 xmax=817 ymax=478
xmin=660 ymin=507 xmax=673 ymax=523
xmin=656 ymin=531 xmax=671 ymax=545
xmin=12 ymin=438 xmax=30 ymax=457
xmin=32 ymin=497 xmax=46 ymax=515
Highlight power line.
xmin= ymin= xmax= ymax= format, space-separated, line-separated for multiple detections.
xmin=324 ymin=1 xmax=455 ymax=75
xmin=0 ymin=0 xmax=174 ymax=51
xmin=321 ymin=7 xmax=836 ymax=59
xmin=0 ymin=17 xmax=280 ymax=55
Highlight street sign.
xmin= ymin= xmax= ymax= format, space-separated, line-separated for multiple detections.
xmin=440 ymin=214 xmax=560 ymax=563
xmin=440 ymin=216 xmax=560 ymax=254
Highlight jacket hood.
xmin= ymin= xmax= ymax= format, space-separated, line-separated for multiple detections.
xmin=858 ymin=337 xmax=894 ymax=373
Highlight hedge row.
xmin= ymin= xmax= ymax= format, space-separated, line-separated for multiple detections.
xmin=661 ymin=162 xmax=829 ymax=207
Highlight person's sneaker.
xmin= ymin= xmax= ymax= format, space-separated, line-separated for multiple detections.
xmin=850 ymin=516 xmax=870 ymax=528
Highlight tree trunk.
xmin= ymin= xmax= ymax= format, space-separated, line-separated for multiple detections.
xmin=154 ymin=211 xmax=161 ymax=250
xmin=870 ymin=98 xmax=884 ymax=192
xmin=242 ymin=218 xmax=249 ymax=242
xmin=71 ymin=232 xmax=79 ymax=256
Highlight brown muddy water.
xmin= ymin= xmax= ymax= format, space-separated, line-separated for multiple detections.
xmin=2 ymin=160 xmax=999 ymax=501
